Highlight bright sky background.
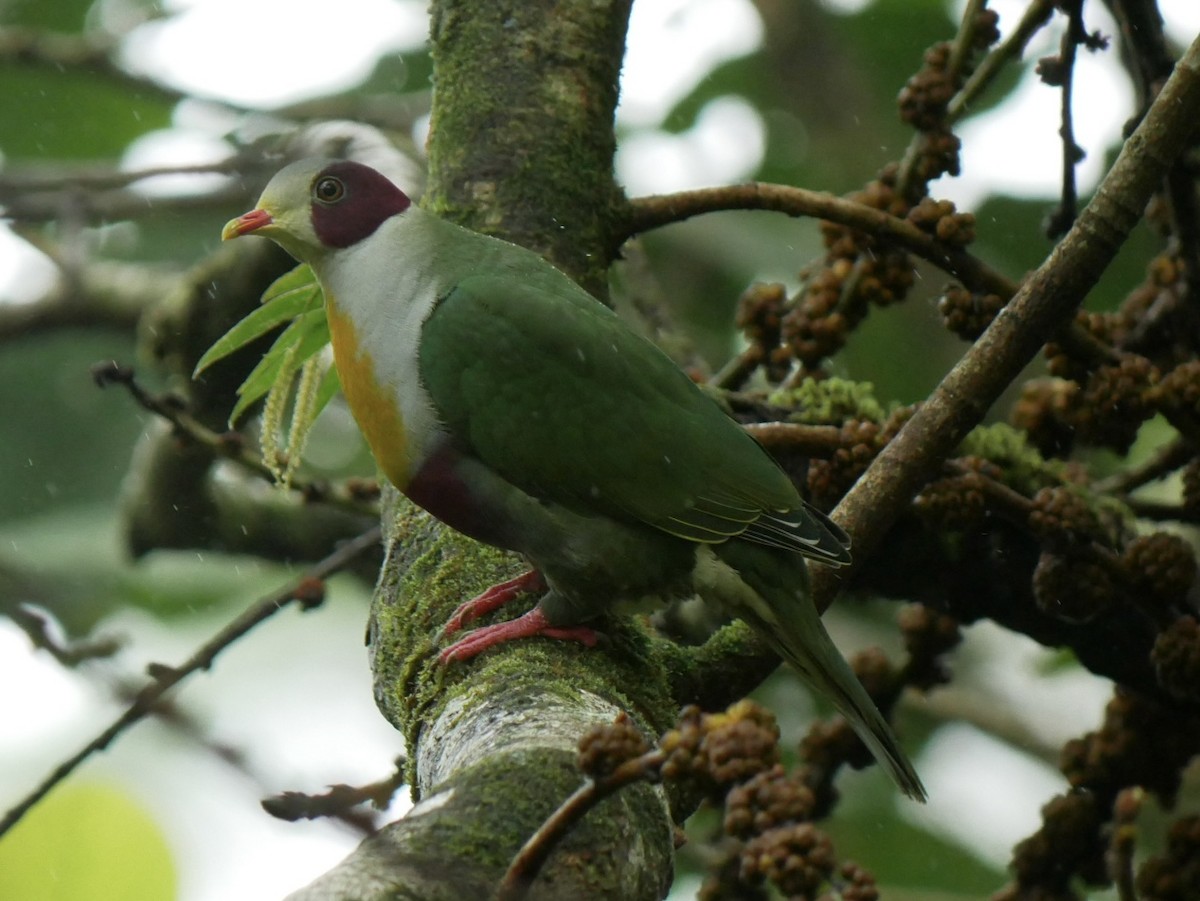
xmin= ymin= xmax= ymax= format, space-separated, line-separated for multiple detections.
xmin=2 ymin=1 xmax=1198 ymax=899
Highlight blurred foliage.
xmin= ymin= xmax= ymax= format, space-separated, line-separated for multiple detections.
xmin=0 ymin=782 xmax=176 ymax=900
xmin=0 ymin=332 xmax=143 ymax=522
xmin=4 ymin=0 xmax=94 ymax=30
xmin=0 ymin=67 xmax=173 ymax=160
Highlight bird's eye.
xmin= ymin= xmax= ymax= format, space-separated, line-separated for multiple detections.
xmin=313 ymin=176 xmax=345 ymax=204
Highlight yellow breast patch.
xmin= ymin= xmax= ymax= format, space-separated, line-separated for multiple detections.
xmin=325 ymin=299 xmax=411 ymax=488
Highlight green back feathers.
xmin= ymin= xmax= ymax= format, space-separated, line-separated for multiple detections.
xmin=418 ymin=271 xmax=807 ymax=546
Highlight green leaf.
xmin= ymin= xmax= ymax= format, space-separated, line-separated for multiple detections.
xmin=193 ymin=264 xmax=323 ymax=377
xmin=312 ymin=361 xmax=343 ymax=420
xmin=228 ymin=307 xmax=331 ymax=426
xmin=262 ymin=262 xmax=324 ymax=308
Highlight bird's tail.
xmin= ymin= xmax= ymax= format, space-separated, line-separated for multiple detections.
xmin=704 ymin=543 xmax=926 ymax=801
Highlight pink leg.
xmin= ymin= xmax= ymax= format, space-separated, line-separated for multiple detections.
xmin=442 ymin=569 xmax=547 ymax=637
xmin=438 ymin=607 xmax=599 ymax=665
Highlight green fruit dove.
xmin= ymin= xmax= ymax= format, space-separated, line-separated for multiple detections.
xmin=221 ymin=158 xmax=925 ymax=800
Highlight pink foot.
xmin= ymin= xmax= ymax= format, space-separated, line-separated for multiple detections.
xmin=438 ymin=606 xmax=600 ymax=664
xmin=442 ymin=569 xmax=547 ymax=637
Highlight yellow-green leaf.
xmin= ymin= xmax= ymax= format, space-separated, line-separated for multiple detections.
xmin=229 ymin=308 xmax=331 ymax=426
xmin=0 ymin=782 xmax=176 ymax=901
xmin=193 ymin=264 xmax=323 ymax=377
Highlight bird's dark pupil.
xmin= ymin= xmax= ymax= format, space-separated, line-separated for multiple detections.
xmin=317 ymin=178 xmax=342 ymax=201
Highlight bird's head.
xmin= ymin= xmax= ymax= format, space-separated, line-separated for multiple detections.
xmin=222 ymin=158 xmax=412 ymax=262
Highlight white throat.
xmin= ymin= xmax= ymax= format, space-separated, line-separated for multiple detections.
xmin=313 ymin=211 xmax=446 ymax=464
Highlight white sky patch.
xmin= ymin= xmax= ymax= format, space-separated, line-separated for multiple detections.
xmin=617 ymin=95 xmax=766 ymax=195
xmin=936 ymin=18 xmax=1134 ymax=210
xmin=904 ymin=723 xmax=1065 ymax=868
xmin=0 ymin=228 xmax=60 ymax=306
xmin=618 ymin=0 xmax=763 ymax=128
xmin=1160 ymin=0 xmax=1200 ymax=47
xmin=119 ymin=0 xmax=428 ymax=109
xmin=0 ymin=620 xmax=94 ymax=742
xmin=815 ymin=0 xmax=877 ymax=15
xmin=966 ymin=622 xmax=1113 ymax=745
xmin=120 ymin=128 xmax=235 ymax=196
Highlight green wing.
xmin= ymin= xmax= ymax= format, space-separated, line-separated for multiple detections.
xmin=419 ymin=273 xmax=847 ymax=562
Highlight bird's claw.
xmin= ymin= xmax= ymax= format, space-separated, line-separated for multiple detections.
xmin=438 ymin=606 xmax=599 ymax=664
xmin=441 ymin=569 xmax=546 ymax=637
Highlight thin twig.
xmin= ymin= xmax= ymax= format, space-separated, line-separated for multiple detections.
xmin=742 ymin=421 xmax=844 ymax=456
xmin=0 ymin=256 xmax=177 ymax=343
xmin=494 ymin=750 xmax=666 ymax=901
xmin=1044 ymin=0 xmax=1088 ymax=238
xmin=0 ymin=152 xmax=281 ymax=224
xmin=1123 ymin=499 xmax=1200 ymax=525
xmin=106 ymin=671 xmax=380 ymax=837
xmin=809 ymin=30 xmax=1200 ymax=611
xmin=107 ymin=672 xmax=375 ymax=837
xmin=624 ymin=183 xmax=1016 ymax=299
xmin=1109 ymin=0 xmax=1200 ymax=313
xmin=92 ymin=360 xmax=279 ymax=478
xmin=3 ymin=180 xmax=252 ymax=224
xmin=1094 ymin=436 xmax=1194 ymax=494
xmin=10 ymin=605 xmax=123 ymax=666
xmin=947 ymin=0 xmax=1057 ymax=123
xmin=894 ymin=0 xmax=990 ymax=199
xmin=944 ymin=458 xmax=1037 ymax=520
xmin=0 ymin=525 xmax=382 ymax=839
xmin=625 ymin=186 xmax=1128 ymax=378
xmin=896 ymin=0 xmax=1056 ymax=199
xmin=709 ymin=344 xmax=763 ymax=391
xmin=947 ymin=0 xmax=988 ymax=78
xmin=0 ymin=161 xmax=241 ymax=194
xmin=92 ymin=361 xmax=380 ymax=515
xmin=261 ymin=757 xmax=407 ymax=826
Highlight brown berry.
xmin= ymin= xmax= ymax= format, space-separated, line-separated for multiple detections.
xmin=1029 ymin=487 xmax=1104 ymax=550
xmin=578 ymin=712 xmax=650 ymax=779
xmin=1032 ymin=552 xmax=1115 ymax=623
xmin=723 ymin=764 xmax=815 ymax=838
xmin=740 ymin=823 xmax=837 ymax=897
xmin=1123 ymin=533 xmax=1197 ymax=611
xmin=1151 ymin=616 xmax=1200 ymax=703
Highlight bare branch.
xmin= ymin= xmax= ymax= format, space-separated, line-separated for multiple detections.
xmin=261 ymin=758 xmax=406 ymax=834
xmin=0 ymin=525 xmax=381 ymax=839
xmin=9 ymin=605 xmax=123 ymax=666
xmin=495 ymin=748 xmax=666 ymax=901
xmin=624 ymin=183 xmax=1016 ymax=299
